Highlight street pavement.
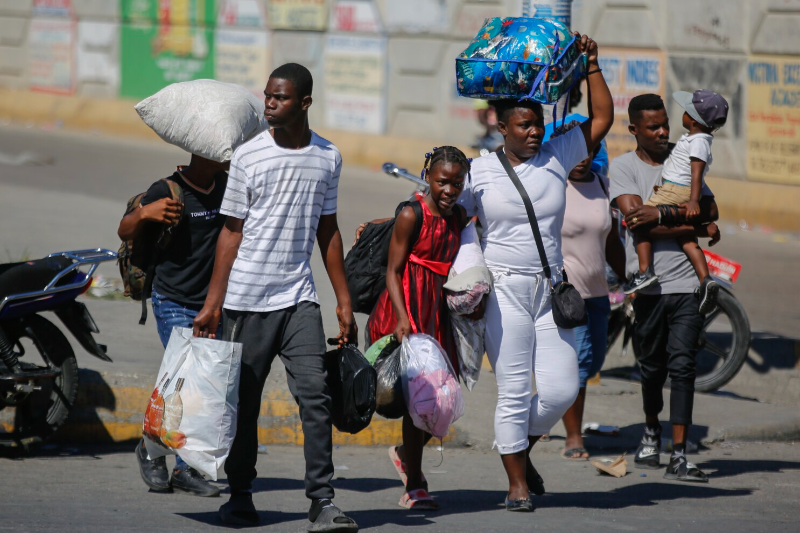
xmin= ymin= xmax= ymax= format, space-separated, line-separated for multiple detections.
xmin=1 ymin=442 xmax=799 ymax=532
xmin=1 ymin=125 xmax=800 ymax=531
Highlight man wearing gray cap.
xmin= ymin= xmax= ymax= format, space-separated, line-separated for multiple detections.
xmin=625 ymin=89 xmax=729 ymax=315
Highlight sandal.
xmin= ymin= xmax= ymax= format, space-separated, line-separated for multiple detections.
xmin=399 ymin=488 xmax=439 ymax=511
xmin=504 ymin=496 xmax=534 ymax=513
xmin=308 ymin=499 xmax=359 ymax=532
xmin=561 ymin=447 xmax=590 ymax=461
xmin=387 ymin=446 xmax=428 ymax=490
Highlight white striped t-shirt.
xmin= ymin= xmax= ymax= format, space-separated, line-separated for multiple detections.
xmin=219 ymin=130 xmax=341 ymax=312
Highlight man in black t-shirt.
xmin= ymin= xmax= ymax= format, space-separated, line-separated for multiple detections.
xmin=117 ymin=154 xmax=228 ymax=497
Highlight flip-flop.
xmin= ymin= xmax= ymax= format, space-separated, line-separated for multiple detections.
xmin=387 ymin=446 xmax=428 ymax=489
xmin=561 ymin=447 xmax=590 ymax=461
xmin=399 ymin=488 xmax=439 ymax=511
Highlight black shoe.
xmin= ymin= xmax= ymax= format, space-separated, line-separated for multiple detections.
xmin=526 ymin=463 xmax=545 ymax=496
xmin=505 ymin=496 xmax=534 ymax=513
xmin=634 ymin=426 xmax=662 ymax=470
xmin=171 ymin=466 xmax=221 ymax=497
xmin=698 ymin=277 xmax=720 ymax=314
xmin=219 ymin=492 xmax=260 ymax=527
xmin=624 ymin=267 xmax=659 ymax=294
xmin=664 ymin=454 xmax=708 ymax=483
xmin=135 ymin=440 xmax=171 ymax=492
xmin=308 ymin=499 xmax=359 ymax=532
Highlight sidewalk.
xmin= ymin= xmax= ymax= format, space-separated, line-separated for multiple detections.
xmin=3 ymin=298 xmax=797 ymax=448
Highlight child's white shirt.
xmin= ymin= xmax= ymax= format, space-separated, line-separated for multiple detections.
xmin=661 ymin=133 xmax=713 ymax=187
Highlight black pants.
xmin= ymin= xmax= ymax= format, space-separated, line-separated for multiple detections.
xmin=632 ymin=293 xmax=704 ymax=426
xmin=223 ymin=302 xmax=333 ymax=500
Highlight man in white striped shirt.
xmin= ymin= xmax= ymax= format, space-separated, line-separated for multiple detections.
xmin=194 ymin=63 xmax=358 ymax=532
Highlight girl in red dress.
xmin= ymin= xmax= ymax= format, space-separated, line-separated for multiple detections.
xmin=367 ymin=146 xmax=472 ymax=510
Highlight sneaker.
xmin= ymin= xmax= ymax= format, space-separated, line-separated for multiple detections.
xmin=135 ymin=439 xmax=170 ymax=492
xmin=634 ymin=426 xmax=662 ymax=470
xmin=219 ymin=491 xmax=260 ymax=527
xmin=664 ymin=454 xmax=709 ymax=483
xmin=698 ymin=277 xmax=720 ymax=314
xmin=171 ymin=466 xmax=221 ymax=497
xmin=624 ymin=267 xmax=659 ymax=294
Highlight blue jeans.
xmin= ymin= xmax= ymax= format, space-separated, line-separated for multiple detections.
xmin=575 ymin=296 xmax=611 ymax=388
xmin=150 ymin=289 xmax=210 ymax=471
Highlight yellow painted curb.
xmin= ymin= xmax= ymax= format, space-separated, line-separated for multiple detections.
xmin=2 ymin=378 xmax=453 ymax=447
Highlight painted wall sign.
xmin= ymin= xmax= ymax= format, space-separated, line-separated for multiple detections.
xmin=747 ymin=56 xmax=800 ymax=185
xmin=269 ymin=0 xmax=327 ymax=31
xmin=330 ymin=0 xmax=381 ymax=34
xmin=28 ymin=18 xmax=76 ymax=95
xmin=598 ymin=48 xmax=665 ymax=161
xmin=323 ymin=34 xmax=387 ymax=133
xmin=215 ymin=28 xmax=270 ymax=95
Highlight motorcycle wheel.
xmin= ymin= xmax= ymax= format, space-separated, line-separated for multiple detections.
xmin=694 ymin=288 xmax=751 ymax=393
xmin=0 ymin=314 xmax=79 ymax=448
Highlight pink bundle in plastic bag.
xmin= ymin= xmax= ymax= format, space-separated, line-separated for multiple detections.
xmin=400 ymin=334 xmax=464 ymax=439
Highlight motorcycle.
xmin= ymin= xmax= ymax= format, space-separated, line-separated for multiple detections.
xmin=0 ymin=248 xmax=117 ymax=447
xmin=606 ymin=250 xmax=751 ymax=393
xmin=384 ymin=162 xmax=751 ymax=393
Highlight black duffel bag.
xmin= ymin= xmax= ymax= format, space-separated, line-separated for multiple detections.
xmin=326 ymin=343 xmax=377 ymax=434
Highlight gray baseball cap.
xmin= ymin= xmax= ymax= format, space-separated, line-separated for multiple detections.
xmin=673 ymin=90 xmax=729 ymax=129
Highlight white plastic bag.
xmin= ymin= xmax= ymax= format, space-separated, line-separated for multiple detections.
xmin=143 ymin=327 xmax=242 ymax=480
xmin=400 ymin=334 xmax=464 ymax=439
xmin=135 ymin=79 xmax=267 ymax=162
xmin=450 ymin=314 xmax=485 ymax=391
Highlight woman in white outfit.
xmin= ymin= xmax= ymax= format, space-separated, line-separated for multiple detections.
xmin=457 ymin=33 xmax=614 ymax=511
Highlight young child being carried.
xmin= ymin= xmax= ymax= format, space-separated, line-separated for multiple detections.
xmin=367 ymin=146 xmax=472 ymax=511
xmin=625 ymin=90 xmax=728 ymax=313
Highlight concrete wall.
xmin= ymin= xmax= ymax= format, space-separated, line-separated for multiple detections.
xmin=2 ymin=0 xmax=800 ymax=193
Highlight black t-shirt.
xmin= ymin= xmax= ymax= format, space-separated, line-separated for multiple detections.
xmin=141 ymin=170 xmax=227 ymax=307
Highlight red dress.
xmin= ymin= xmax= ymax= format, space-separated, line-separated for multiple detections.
xmin=367 ymin=199 xmax=461 ymax=374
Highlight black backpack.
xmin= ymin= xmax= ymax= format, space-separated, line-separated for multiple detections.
xmin=326 ymin=344 xmax=377 ymax=434
xmin=345 ymin=200 xmax=424 ymax=314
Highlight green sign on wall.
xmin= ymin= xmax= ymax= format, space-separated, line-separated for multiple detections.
xmin=120 ymin=0 xmax=216 ymax=99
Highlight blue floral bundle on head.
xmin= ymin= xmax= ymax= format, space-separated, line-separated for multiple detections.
xmin=456 ymin=17 xmax=587 ymax=104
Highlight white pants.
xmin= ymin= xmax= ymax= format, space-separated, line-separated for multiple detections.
xmin=485 ymin=269 xmax=579 ymax=455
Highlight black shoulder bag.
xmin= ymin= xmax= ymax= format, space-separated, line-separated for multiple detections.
xmin=497 ymin=151 xmax=587 ymax=329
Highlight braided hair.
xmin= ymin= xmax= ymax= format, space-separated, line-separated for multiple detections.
xmin=421 ymin=146 xmax=472 ymax=180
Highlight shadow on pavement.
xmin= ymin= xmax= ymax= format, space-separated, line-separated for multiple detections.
xmin=699 ymin=458 xmax=800 ymax=479
xmin=747 ymin=332 xmax=800 ymax=374
xmin=537 ymin=483 xmax=752 ymax=510
xmin=177 ymin=510 xmax=307 ymax=529
xmin=581 ymin=423 xmax=711 ymax=454
xmin=239 ymin=476 xmax=400 ymax=494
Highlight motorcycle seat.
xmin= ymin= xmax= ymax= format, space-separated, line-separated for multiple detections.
xmin=0 ymin=257 xmax=75 ymax=303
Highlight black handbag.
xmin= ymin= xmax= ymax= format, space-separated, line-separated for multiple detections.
xmin=497 ymin=151 xmax=588 ymax=329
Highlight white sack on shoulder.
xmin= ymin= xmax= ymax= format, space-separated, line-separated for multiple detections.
xmin=143 ymin=328 xmax=242 ymax=480
xmin=135 ymin=79 xmax=266 ymax=162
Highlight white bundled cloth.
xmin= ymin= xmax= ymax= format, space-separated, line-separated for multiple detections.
xmin=135 ymin=79 xmax=267 ymax=162
xmin=443 ymin=223 xmax=493 ymax=391
xmin=143 ymin=328 xmax=242 ymax=480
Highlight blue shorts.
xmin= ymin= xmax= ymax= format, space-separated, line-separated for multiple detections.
xmin=575 ymin=296 xmax=611 ymax=388
xmin=151 ymin=289 xmax=220 ymax=347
